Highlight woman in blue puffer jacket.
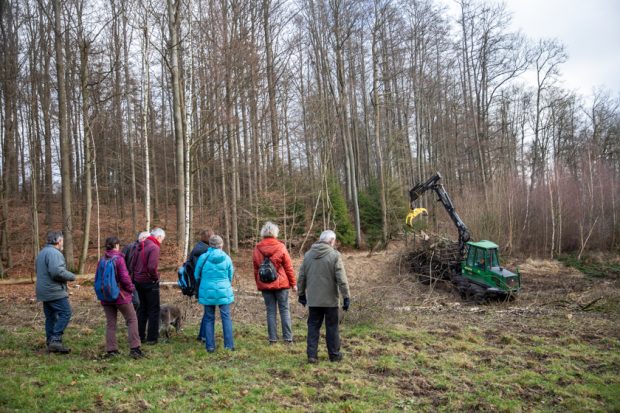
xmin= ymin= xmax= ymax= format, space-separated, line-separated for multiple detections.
xmin=194 ymin=235 xmax=235 ymax=352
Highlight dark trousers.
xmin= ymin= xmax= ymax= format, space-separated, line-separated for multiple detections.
xmin=135 ymin=281 xmax=160 ymax=342
xmin=307 ymin=307 xmax=340 ymax=360
xmin=43 ymin=297 xmax=72 ymax=343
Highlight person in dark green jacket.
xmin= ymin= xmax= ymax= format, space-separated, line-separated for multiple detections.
xmin=297 ymin=230 xmax=350 ymax=363
xmin=35 ymin=231 xmax=76 ymax=353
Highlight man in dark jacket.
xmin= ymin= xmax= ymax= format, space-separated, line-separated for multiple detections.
xmin=35 ymin=231 xmax=76 ymax=353
xmin=189 ymin=229 xmax=214 ymax=342
xmin=133 ymin=228 xmax=165 ymax=344
xmin=298 ymin=230 xmax=350 ymax=363
xmin=186 ymin=229 xmax=214 ymax=282
xmin=122 ymin=231 xmax=150 ymax=276
xmin=122 ymin=231 xmax=149 ymax=311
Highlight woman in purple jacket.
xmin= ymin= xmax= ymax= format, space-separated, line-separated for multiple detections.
xmin=98 ymin=236 xmax=144 ymax=358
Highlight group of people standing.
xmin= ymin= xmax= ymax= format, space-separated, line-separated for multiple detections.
xmin=34 ymin=221 xmax=351 ymax=363
xmin=251 ymin=222 xmax=351 ymax=362
xmin=35 ymin=228 xmax=167 ymax=357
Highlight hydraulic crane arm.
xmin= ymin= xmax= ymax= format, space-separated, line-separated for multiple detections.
xmin=407 ymin=172 xmax=471 ymax=258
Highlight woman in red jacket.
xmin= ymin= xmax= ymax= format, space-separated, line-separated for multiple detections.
xmin=98 ymin=236 xmax=144 ymax=358
xmin=253 ymin=222 xmax=297 ymax=344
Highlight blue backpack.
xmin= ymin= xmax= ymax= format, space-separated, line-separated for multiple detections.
xmin=94 ymin=257 xmax=120 ymax=301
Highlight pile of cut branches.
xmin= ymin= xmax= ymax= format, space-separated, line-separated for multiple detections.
xmin=404 ymin=234 xmax=461 ymax=284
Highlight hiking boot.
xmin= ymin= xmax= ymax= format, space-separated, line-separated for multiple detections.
xmin=307 ymin=357 xmax=318 ymax=364
xmin=329 ymin=353 xmax=343 ymax=362
xmin=48 ymin=340 xmax=71 ymax=354
xmin=129 ymin=347 xmax=145 ymax=359
xmin=105 ymin=350 xmax=120 ymax=358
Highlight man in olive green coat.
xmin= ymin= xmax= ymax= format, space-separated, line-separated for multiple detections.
xmin=298 ymin=230 xmax=350 ymax=363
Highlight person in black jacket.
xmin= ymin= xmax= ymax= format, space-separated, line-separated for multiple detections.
xmin=186 ymin=229 xmax=214 ymax=279
xmin=122 ymin=231 xmax=150 ymax=276
xmin=122 ymin=231 xmax=149 ymax=311
xmin=190 ymin=229 xmax=214 ymax=342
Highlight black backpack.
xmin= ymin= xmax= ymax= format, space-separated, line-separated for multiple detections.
xmin=181 ymin=250 xmax=212 ymax=298
xmin=123 ymin=242 xmax=139 ymax=274
xmin=125 ymin=241 xmax=143 ymax=276
xmin=177 ymin=263 xmax=196 ymax=297
xmin=258 ymin=254 xmax=278 ymax=283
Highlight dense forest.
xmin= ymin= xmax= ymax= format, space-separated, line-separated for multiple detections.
xmin=0 ymin=0 xmax=619 ymax=276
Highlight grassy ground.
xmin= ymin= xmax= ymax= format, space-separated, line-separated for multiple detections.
xmin=558 ymin=254 xmax=620 ymax=279
xmin=1 ymin=247 xmax=619 ymax=412
xmin=1 ymin=315 xmax=619 ymax=412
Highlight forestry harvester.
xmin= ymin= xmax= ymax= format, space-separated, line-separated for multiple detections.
xmin=405 ymin=172 xmax=521 ymax=302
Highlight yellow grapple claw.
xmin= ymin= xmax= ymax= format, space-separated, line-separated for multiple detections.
xmin=405 ymin=208 xmax=428 ymax=227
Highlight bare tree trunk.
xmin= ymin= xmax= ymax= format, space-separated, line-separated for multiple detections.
xmin=122 ymin=4 xmax=138 ymax=236
xmin=53 ymin=0 xmax=74 ymax=268
xmin=612 ymin=172 xmax=617 ymax=249
xmin=219 ymin=127 xmax=231 ymax=251
xmin=168 ymin=0 xmax=186 ymax=248
xmin=372 ymin=2 xmax=388 ymax=244
xmin=77 ymin=33 xmax=92 ymax=274
xmin=0 ymin=0 xmax=24 ymax=274
xmin=110 ymin=0 xmax=124 ymax=224
xmin=548 ymin=167 xmax=555 ymax=259
xmin=263 ymin=0 xmax=279 ymax=169
xmin=299 ymin=43 xmax=314 ymax=181
xmin=226 ymin=97 xmax=239 ymax=253
xmin=332 ymin=1 xmax=361 ymax=247
xmin=32 ymin=11 xmax=54 ymax=228
xmin=184 ymin=0 xmax=194 ymax=255
xmin=141 ymin=21 xmax=151 ymax=230
xmin=26 ymin=22 xmax=41 ymax=268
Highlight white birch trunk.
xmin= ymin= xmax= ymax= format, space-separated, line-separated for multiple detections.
xmin=168 ymin=0 xmax=186 ymax=250
xmin=141 ymin=20 xmax=151 ymax=230
xmin=183 ymin=0 xmax=193 ymax=256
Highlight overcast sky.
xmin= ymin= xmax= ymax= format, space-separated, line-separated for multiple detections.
xmin=441 ymin=0 xmax=620 ymax=98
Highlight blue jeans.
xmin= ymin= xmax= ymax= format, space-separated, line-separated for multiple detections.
xmin=261 ymin=290 xmax=292 ymax=342
xmin=203 ymin=304 xmax=234 ymax=351
xmin=43 ymin=297 xmax=72 ymax=343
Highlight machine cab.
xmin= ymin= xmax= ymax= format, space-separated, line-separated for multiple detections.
xmin=463 ymin=240 xmax=521 ymax=293
xmin=466 ymin=241 xmax=499 ymax=270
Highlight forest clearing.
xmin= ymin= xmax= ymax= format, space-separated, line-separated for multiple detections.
xmin=1 ymin=243 xmax=619 ymax=412
xmin=1 ymin=0 xmax=620 ymax=411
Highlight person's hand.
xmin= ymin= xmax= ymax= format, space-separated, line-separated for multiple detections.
xmin=342 ymin=297 xmax=350 ymax=311
xmin=292 ymin=285 xmax=298 ymax=292
xmin=298 ymin=295 xmax=307 ymax=307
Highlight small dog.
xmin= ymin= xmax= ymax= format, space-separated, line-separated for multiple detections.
xmin=160 ymin=304 xmax=183 ymax=338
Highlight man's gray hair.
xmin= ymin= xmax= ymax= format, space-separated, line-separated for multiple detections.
xmin=209 ymin=235 xmax=224 ymax=249
xmin=319 ymin=230 xmax=336 ymax=243
xmin=260 ymin=221 xmax=279 ymax=238
xmin=46 ymin=230 xmax=63 ymax=245
xmin=138 ymin=231 xmax=150 ymax=241
xmin=151 ymin=227 xmax=166 ymax=238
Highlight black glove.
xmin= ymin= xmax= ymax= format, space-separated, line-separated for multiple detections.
xmin=298 ymin=295 xmax=307 ymax=307
xmin=342 ymin=297 xmax=350 ymax=311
